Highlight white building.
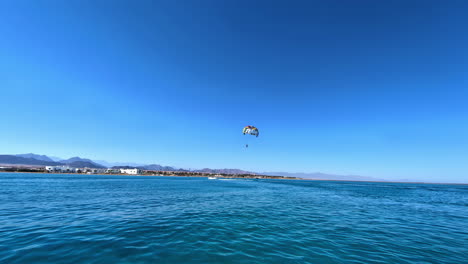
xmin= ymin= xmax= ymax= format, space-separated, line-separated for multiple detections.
xmin=45 ymin=166 xmax=75 ymax=173
xmin=82 ymin=168 xmax=107 ymax=174
xmin=120 ymin=168 xmax=141 ymax=175
xmin=106 ymin=168 xmax=120 ymax=174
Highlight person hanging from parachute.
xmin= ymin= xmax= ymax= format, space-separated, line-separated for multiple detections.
xmin=243 ymin=125 xmax=259 ymax=148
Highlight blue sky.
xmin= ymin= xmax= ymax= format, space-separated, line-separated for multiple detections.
xmin=1 ymin=1 xmax=467 ymax=182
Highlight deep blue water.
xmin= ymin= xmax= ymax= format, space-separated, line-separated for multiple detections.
xmin=0 ymin=173 xmax=467 ymax=264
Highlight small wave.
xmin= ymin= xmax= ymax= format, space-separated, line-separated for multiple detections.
xmin=0 ymin=173 xmax=466 ymax=264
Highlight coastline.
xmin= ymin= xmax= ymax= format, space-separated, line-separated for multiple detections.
xmin=1 ymin=171 xmax=466 ymax=185
xmin=0 ymin=170 xmax=300 ymax=180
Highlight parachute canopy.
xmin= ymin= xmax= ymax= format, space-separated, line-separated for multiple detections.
xmin=243 ymin=125 xmax=259 ymax=137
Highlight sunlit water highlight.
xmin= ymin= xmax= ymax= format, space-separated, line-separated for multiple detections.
xmin=0 ymin=173 xmax=467 ymax=263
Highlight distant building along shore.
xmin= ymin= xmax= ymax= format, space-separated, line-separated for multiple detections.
xmin=0 ymin=154 xmax=300 ymax=180
xmin=120 ymin=168 xmax=141 ymax=175
xmin=44 ymin=166 xmax=142 ymax=175
xmin=1 ymin=164 xmax=297 ymax=180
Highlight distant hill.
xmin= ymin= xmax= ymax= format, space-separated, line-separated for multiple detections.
xmin=95 ymin=160 xmax=146 ymax=168
xmin=67 ymin=161 xmax=105 ymax=168
xmin=109 ymin=165 xmax=253 ymax=174
xmin=111 ymin=165 xmax=137 ymax=169
xmin=141 ymin=164 xmax=179 ymax=171
xmin=48 ymin=156 xmax=63 ymax=162
xmin=0 ymin=155 xmax=62 ymax=166
xmin=3 ymin=153 xmax=384 ymax=181
xmin=15 ymin=153 xmax=55 ymax=162
xmin=61 ymin=157 xmax=94 ymax=164
xmin=1 ymin=154 xmax=105 ymax=168
xmin=61 ymin=157 xmax=105 ymax=168
xmin=109 ymin=164 xmax=181 ymax=171
xmin=263 ymin=172 xmax=384 ymax=182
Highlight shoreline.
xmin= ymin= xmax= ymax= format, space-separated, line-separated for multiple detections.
xmin=1 ymin=171 xmax=466 ymax=185
xmin=0 ymin=170 xmax=299 ymax=180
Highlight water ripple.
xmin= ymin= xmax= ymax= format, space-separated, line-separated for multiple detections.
xmin=0 ymin=173 xmax=467 ymax=263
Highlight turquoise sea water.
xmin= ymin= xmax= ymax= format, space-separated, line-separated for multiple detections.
xmin=0 ymin=173 xmax=467 ymax=264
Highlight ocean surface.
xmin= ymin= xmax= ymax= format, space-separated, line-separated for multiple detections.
xmin=0 ymin=173 xmax=467 ymax=264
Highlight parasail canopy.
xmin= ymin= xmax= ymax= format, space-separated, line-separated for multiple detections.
xmin=243 ymin=125 xmax=259 ymax=137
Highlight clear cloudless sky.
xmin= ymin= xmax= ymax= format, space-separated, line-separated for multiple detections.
xmin=1 ymin=0 xmax=467 ymax=182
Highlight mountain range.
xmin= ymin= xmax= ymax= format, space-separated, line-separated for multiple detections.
xmin=0 ymin=153 xmax=383 ymax=181
xmin=140 ymin=164 xmax=180 ymax=171
xmin=0 ymin=155 xmax=103 ymax=168
xmin=15 ymin=153 xmax=55 ymax=162
xmin=0 ymin=155 xmax=62 ymax=166
xmin=59 ymin=157 xmax=105 ymax=168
